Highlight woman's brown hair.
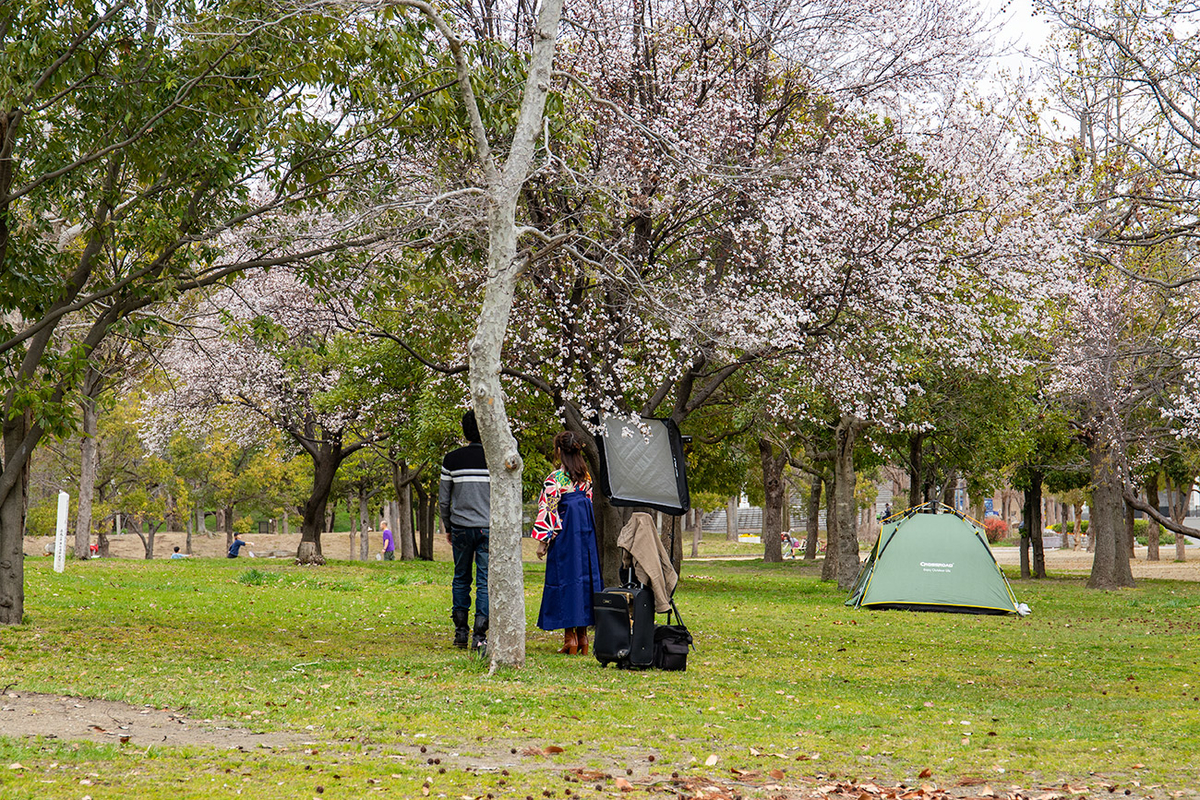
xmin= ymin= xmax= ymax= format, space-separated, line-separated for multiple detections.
xmin=554 ymin=430 xmax=590 ymax=485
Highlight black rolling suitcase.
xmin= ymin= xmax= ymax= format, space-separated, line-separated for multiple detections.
xmin=593 ymin=572 xmax=655 ymax=669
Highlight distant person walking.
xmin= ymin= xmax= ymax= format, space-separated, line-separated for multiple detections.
xmin=381 ymin=518 xmax=395 ymax=561
xmin=227 ymin=533 xmax=253 ymax=558
xmin=531 ymin=430 xmax=603 ymax=656
xmin=439 ymin=410 xmax=490 ymax=651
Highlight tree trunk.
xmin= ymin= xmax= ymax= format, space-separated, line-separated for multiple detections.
xmin=74 ymin=374 xmax=100 ymax=560
xmin=129 ymin=519 xmax=156 ymax=560
xmin=358 ymin=487 xmax=370 ymax=561
xmin=759 ymin=438 xmax=785 ymax=563
xmin=593 ymin=490 xmax=627 ymax=587
xmin=1124 ymin=501 xmax=1135 ymax=559
xmin=1020 ymin=488 xmax=1031 ymax=579
xmin=661 ymin=514 xmax=683 ymax=577
xmin=348 ymin=493 xmax=358 ymax=560
xmin=394 ymin=461 xmax=416 ymax=561
xmin=398 ymin=491 xmax=414 ymax=561
xmin=942 ymin=471 xmax=957 ymax=508
xmin=804 ymin=476 xmax=821 ymax=561
xmin=143 ymin=523 xmax=157 ymax=559
xmin=1030 ymin=473 xmax=1046 ymax=579
xmin=223 ymin=506 xmax=234 ymax=551
xmin=1170 ymin=478 xmax=1190 ymax=562
xmin=726 ymin=495 xmax=738 ymax=541
xmin=456 ymin=0 xmax=563 ymax=670
xmin=1058 ymin=501 xmax=1069 ymax=549
xmin=907 ymin=433 xmax=923 ymax=509
xmin=690 ymin=508 xmax=701 ymax=558
xmin=834 ymin=415 xmax=862 ymax=590
xmin=1087 ymin=433 xmax=1136 ymax=589
xmin=297 ymin=444 xmax=342 ymax=564
xmin=1145 ymin=474 xmax=1160 ymax=562
xmin=422 ymin=485 xmax=437 ymax=559
xmin=414 ymin=481 xmax=435 ymax=561
xmin=821 ymin=471 xmax=838 ymax=581
xmin=0 ymin=410 xmax=30 ymax=624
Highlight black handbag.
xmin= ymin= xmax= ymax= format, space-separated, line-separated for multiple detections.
xmin=652 ymin=601 xmax=692 ymax=671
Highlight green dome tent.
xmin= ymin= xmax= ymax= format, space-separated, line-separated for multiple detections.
xmin=846 ymin=504 xmax=1022 ymax=615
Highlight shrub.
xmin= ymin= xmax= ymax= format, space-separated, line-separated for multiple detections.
xmin=1135 ymin=523 xmax=1175 ymax=547
xmin=983 ymin=517 xmax=1009 ymax=543
xmin=1062 ymin=521 xmax=1089 ymax=533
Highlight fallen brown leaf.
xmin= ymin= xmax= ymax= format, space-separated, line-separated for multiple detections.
xmin=569 ymin=769 xmax=610 ymax=781
xmin=919 ymin=768 xmax=933 ymax=779
xmin=770 ymin=769 xmax=785 ymax=780
xmin=544 ymin=745 xmax=564 ymax=754
xmin=615 ymin=776 xmax=634 ymax=792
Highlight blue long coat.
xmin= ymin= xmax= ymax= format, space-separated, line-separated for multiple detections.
xmin=537 ymin=490 xmax=603 ymax=630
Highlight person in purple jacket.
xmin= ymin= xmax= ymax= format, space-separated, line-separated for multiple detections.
xmin=380 ymin=518 xmax=395 ymax=561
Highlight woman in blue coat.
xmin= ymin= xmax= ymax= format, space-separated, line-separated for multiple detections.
xmin=532 ymin=430 xmax=603 ymax=655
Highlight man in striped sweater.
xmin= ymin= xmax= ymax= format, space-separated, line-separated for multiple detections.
xmin=439 ymin=410 xmax=490 ymax=651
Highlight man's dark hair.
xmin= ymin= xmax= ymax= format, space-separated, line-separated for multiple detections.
xmin=462 ymin=409 xmax=481 ymax=443
xmin=173 ymin=546 xmax=180 ymax=552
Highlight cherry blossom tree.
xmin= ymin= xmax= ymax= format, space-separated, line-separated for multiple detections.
xmin=145 ymin=268 xmax=407 ymax=563
xmin=1029 ymin=0 xmax=1200 ymax=587
xmin=355 ymin=0 xmax=1078 ymax=598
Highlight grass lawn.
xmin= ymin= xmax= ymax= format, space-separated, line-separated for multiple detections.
xmin=0 ymin=554 xmax=1197 ymax=799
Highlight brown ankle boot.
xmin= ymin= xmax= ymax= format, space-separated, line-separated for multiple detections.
xmin=557 ymin=627 xmax=578 ymax=655
xmin=575 ymin=626 xmax=589 ymax=656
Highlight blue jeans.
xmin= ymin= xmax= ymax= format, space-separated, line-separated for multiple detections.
xmin=450 ymin=526 xmax=489 ymax=618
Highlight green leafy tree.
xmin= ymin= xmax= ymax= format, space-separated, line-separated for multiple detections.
xmin=0 ymin=0 xmax=406 ymax=623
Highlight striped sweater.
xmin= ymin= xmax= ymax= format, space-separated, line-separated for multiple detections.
xmin=438 ymin=442 xmax=490 ymax=529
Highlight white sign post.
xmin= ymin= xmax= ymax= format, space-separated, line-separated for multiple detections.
xmin=54 ymin=491 xmax=69 ymax=573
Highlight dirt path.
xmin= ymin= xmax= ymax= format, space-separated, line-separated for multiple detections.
xmin=992 ymin=545 xmax=1200 ymax=581
xmin=0 ymin=690 xmax=305 ymax=750
xmin=23 ymin=531 xmax=458 ymax=562
xmin=3 ymin=689 xmax=1185 ymax=799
